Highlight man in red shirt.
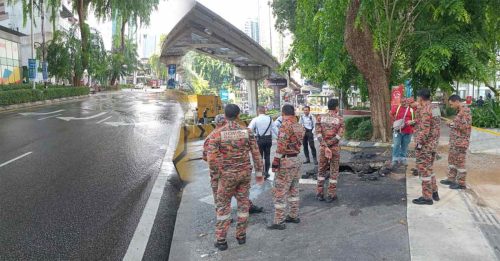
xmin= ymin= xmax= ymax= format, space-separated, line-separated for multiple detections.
xmin=390 ymin=98 xmax=415 ymax=168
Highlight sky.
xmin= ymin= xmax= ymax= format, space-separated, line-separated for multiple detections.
xmin=148 ymin=0 xmax=260 ymax=35
xmin=89 ymin=0 xmax=261 ymax=51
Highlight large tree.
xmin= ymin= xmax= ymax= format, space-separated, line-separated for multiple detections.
xmin=274 ymin=0 xmax=499 ymax=141
xmin=93 ymin=0 xmax=160 ymax=85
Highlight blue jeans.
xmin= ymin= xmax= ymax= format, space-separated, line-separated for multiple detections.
xmin=392 ymin=132 xmax=412 ymax=165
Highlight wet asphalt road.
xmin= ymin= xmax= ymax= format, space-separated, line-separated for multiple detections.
xmin=0 ymin=90 xmax=182 ymax=260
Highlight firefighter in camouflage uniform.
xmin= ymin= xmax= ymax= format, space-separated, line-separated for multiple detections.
xmin=413 ymin=89 xmax=440 ymax=205
xmin=206 ymin=104 xmax=264 ymax=251
xmin=268 ymin=104 xmax=304 ymax=230
xmin=315 ymin=99 xmax=345 ymax=202
xmin=203 ymin=114 xmax=263 ymax=213
xmin=440 ymin=95 xmax=472 ymax=190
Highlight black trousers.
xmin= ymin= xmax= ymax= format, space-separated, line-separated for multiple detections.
xmin=257 ymin=140 xmax=272 ymax=174
xmin=303 ymin=130 xmax=317 ymax=160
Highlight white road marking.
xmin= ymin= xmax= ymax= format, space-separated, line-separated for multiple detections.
xmin=37 ymin=114 xmax=62 ymax=120
xmin=96 ymin=116 xmax=112 ymax=124
xmin=0 ymin=152 xmax=33 ymax=168
xmin=299 ymin=178 xmax=317 ymax=185
xmin=104 ymin=121 xmax=156 ymax=127
xmin=123 ymin=104 xmax=183 ymax=261
xmin=19 ymin=110 xmax=65 ymax=116
xmin=57 ymin=112 xmax=108 ymax=121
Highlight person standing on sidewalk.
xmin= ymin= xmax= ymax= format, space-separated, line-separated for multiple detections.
xmin=390 ymin=98 xmax=415 ymax=167
xmin=203 ymin=108 xmax=209 ymax=124
xmin=412 ymin=89 xmax=440 ymax=205
xmin=268 ymin=104 xmax=304 ymax=230
xmin=202 ymin=115 xmax=263 ymax=214
xmin=248 ymin=106 xmax=276 ymax=179
xmin=299 ymin=106 xmax=318 ymax=165
xmin=440 ymin=95 xmax=472 ymax=190
xmin=315 ymin=99 xmax=345 ymax=202
xmin=207 ymin=104 xmax=264 ymax=251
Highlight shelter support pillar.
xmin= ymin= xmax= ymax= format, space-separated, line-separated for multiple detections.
xmin=234 ymin=66 xmax=270 ymax=115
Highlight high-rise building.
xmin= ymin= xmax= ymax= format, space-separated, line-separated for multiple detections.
xmin=244 ymin=18 xmax=260 ymax=44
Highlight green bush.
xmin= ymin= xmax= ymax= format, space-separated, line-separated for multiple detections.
xmin=471 ymin=100 xmax=500 ymax=128
xmin=0 ymin=87 xmax=89 ymax=106
xmin=119 ymin=84 xmax=133 ymax=89
xmin=444 ymin=106 xmax=457 ymax=117
xmin=351 ymin=120 xmax=373 ymax=140
xmin=0 ymin=84 xmax=76 ymax=92
xmin=349 ymin=105 xmax=370 ymax=111
xmin=344 ymin=117 xmax=372 ymax=140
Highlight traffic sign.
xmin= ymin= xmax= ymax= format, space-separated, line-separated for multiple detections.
xmin=219 ymin=89 xmax=229 ymax=101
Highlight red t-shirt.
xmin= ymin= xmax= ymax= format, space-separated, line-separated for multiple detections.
xmin=391 ymin=105 xmax=415 ymax=134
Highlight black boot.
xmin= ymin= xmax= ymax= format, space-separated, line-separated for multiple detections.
xmin=326 ymin=195 xmax=338 ymax=203
xmin=412 ymin=197 xmax=433 ymax=205
xmin=267 ymin=223 xmax=286 ymax=230
xmin=249 ymin=205 xmax=263 ymax=214
xmin=214 ymin=240 xmax=228 ymax=251
xmin=449 ymin=183 xmax=466 ymax=190
xmin=237 ymin=235 xmax=246 ymax=245
xmin=440 ymin=179 xmax=454 ymax=185
xmin=303 ymin=158 xmax=311 ymax=164
xmin=285 ymin=216 xmax=301 ymax=224
xmin=432 ymin=191 xmax=440 ymax=201
xmin=313 ymin=158 xmax=318 ymax=165
xmin=316 ymin=194 xmax=325 ymax=201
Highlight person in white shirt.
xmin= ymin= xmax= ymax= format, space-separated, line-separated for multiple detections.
xmin=248 ymin=106 xmax=277 ymax=179
xmin=299 ymin=106 xmax=318 ymax=165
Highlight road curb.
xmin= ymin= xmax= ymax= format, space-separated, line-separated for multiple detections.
xmin=0 ymin=95 xmax=91 ymax=113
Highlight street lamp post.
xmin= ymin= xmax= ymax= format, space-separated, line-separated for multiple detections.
xmin=31 ymin=0 xmax=35 ymax=90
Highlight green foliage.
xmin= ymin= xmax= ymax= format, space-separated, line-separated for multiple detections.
xmin=0 ymin=87 xmax=89 ymax=106
xmin=344 ymin=117 xmax=372 ymax=141
xmin=108 ymin=36 xmax=139 ymax=83
xmin=182 ymin=51 xmax=236 ymax=95
xmin=444 ymin=106 xmax=457 ymax=117
xmin=471 ymin=100 xmax=500 ymax=128
xmin=149 ymin=54 xmax=167 ymax=80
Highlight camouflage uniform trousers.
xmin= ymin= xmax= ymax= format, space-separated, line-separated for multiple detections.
xmin=272 ymin=157 xmax=301 ymax=224
xmin=447 ymin=146 xmax=467 ymax=186
xmin=210 ymin=169 xmax=255 ymax=210
xmin=416 ymin=144 xmax=438 ymax=200
xmin=215 ymin=171 xmax=251 ymax=241
xmin=317 ymin=146 xmax=340 ymax=197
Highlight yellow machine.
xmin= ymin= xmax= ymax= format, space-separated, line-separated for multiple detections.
xmin=188 ymin=95 xmax=224 ymax=121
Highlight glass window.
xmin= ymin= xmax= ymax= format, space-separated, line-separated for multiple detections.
xmin=0 ymin=58 xmax=7 ymax=65
xmin=0 ymin=39 xmax=6 ymax=58
xmin=11 ymin=42 xmax=19 ymax=61
xmin=13 ymin=60 xmax=19 ymax=67
xmin=5 ymin=40 xmax=12 ymax=60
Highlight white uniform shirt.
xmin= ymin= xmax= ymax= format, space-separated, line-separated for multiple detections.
xmin=248 ymin=114 xmax=277 ymax=137
xmin=299 ymin=114 xmax=316 ymax=130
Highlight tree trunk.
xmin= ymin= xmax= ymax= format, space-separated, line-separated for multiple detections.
xmin=76 ymin=0 xmax=89 ymax=86
xmin=344 ymin=0 xmax=392 ymax=142
xmin=40 ymin=0 xmax=46 ymax=82
xmin=109 ymin=17 xmax=128 ymax=86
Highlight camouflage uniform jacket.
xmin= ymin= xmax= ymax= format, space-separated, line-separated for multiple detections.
xmin=415 ymin=103 xmax=438 ymax=146
xmin=202 ymin=131 xmax=217 ymax=162
xmin=430 ymin=103 xmax=441 ymax=148
xmin=450 ymin=106 xmax=472 ymax=149
xmin=315 ymin=111 xmax=345 ymax=148
xmin=207 ymin=120 xmax=263 ymax=176
xmin=275 ymin=116 xmax=304 ymax=157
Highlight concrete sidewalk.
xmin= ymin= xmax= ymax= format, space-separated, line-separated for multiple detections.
xmin=169 ymin=140 xmax=410 ymax=260
xmin=168 ymin=125 xmax=500 ymax=260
